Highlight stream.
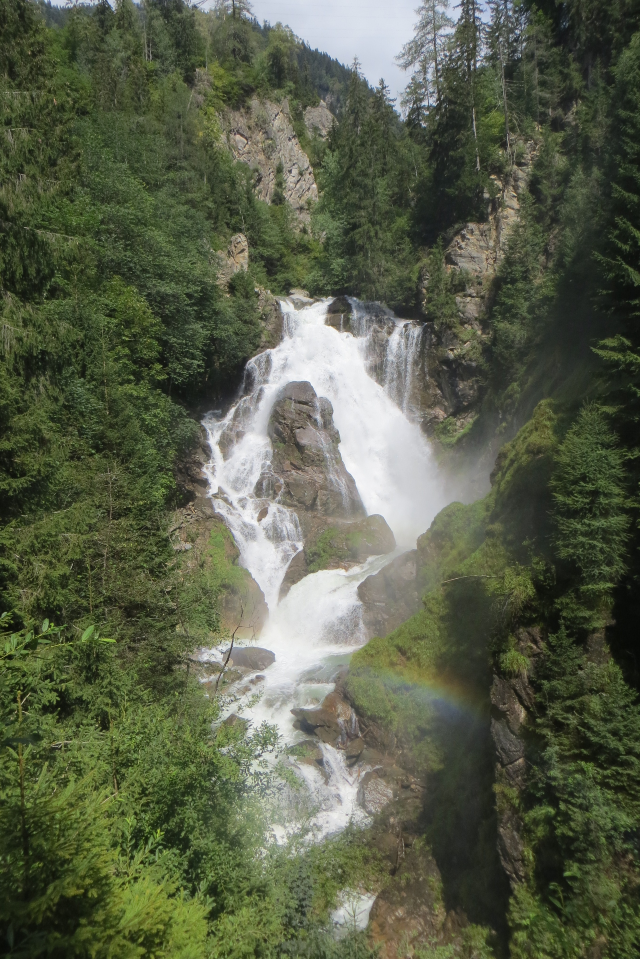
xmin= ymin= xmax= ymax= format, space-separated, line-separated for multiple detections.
xmin=202 ymin=297 xmax=450 ymax=847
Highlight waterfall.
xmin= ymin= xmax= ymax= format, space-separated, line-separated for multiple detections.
xmin=382 ymin=321 xmax=424 ymax=415
xmin=347 ymin=297 xmax=425 ymax=420
xmin=202 ymin=297 xmax=447 ymax=840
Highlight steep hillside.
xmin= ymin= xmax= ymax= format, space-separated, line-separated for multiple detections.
xmin=4 ymin=2 xmax=640 ymax=959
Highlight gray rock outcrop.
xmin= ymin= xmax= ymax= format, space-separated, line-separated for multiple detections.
xmin=259 ymin=380 xmax=397 ymax=596
xmin=421 ymin=140 xmax=539 ymax=437
xmin=266 ymin=380 xmax=364 ymax=520
xmin=223 ymin=99 xmax=317 ymax=223
xmin=490 ymin=625 xmax=544 ymax=888
xmin=216 ymin=233 xmax=249 ymax=289
xmin=303 ymin=101 xmax=334 ymax=139
xmin=357 ymin=550 xmax=421 ymax=639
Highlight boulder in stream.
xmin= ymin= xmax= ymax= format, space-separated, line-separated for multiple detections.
xmin=268 ymin=381 xmax=364 ymax=519
xmin=357 ymin=772 xmax=394 ymax=815
xmin=228 ymin=647 xmax=275 ymax=671
xmin=279 ymin=513 xmax=396 ymax=599
xmin=291 ymin=690 xmax=359 ymax=747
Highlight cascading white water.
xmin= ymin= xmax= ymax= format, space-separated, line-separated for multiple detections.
xmin=383 ymin=322 xmax=424 ymax=415
xmin=203 ymin=297 xmax=447 ymax=839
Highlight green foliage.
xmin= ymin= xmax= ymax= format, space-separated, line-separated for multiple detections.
xmin=488 ymin=199 xmax=556 ymax=403
xmin=551 ymin=405 xmax=631 ymax=605
xmin=309 ymin=70 xmax=418 ymax=309
xmin=422 ymin=239 xmax=461 ymax=331
xmin=510 ymin=628 xmax=640 ymax=958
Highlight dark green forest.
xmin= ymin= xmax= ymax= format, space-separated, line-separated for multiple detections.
xmin=3 ymin=0 xmax=640 ymax=956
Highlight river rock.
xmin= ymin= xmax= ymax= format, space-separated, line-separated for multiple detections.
xmin=289 ymin=288 xmax=315 ymax=309
xmin=344 ymin=736 xmax=365 ymax=764
xmin=256 ymin=287 xmax=284 ymax=352
xmin=357 ymin=772 xmax=394 ymax=814
xmin=223 ymin=713 xmax=249 ymax=731
xmin=268 ymin=381 xmax=364 ymax=519
xmin=291 ymin=690 xmax=359 ymax=747
xmin=325 ymin=295 xmax=353 ymax=333
xmin=279 ymin=514 xmax=396 ymax=599
xmin=289 ymin=739 xmax=327 ymax=780
xmin=228 ymin=647 xmax=275 ymax=671
xmin=357 ymin=549 xmax=421 ymax=639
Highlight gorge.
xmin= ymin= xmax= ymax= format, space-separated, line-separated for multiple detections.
xmin=4 ymin=2 xmax=640 ymax=958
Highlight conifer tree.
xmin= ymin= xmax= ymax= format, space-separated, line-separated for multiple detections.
xmin=601 ymin=32 xmax=640 ymax=328
xmin=396 ymin=0 xmax=454 ymax=115
xmin=551 ymin=405 xmax=630 ymax=602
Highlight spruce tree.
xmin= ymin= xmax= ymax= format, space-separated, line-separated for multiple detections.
xmin=551 ymin=404 xmax=630 ymax=602
xmin=396 ymin=0 xmax=454 ymax=114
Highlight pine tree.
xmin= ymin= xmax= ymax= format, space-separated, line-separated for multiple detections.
xmin=454 ymin=0 xmax=483 ymax=172
xmin=551 ymin=404 xmax=630 ymax=601
xmin=601 ymin=32 xmax=640 ymax=327
xmin=396 ymin=0 xmax=454 ymax=115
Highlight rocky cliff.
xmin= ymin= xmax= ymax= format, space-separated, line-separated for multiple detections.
xmin=222 ymin=98 xmax=318 ymax=224
xmin=420 ymin=141 xmax=539 ymax=438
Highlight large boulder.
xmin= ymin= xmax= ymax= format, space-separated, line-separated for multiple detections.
xmin=357 ymin=772 xmax=394 ymax=815
xmin=325 ymin=295 xmax=353 ymax=333
xmin=357 ymin=550 xmax=421 ymax=639
xmin=267 ymin=381 xmax=364 ymax=519
xmin=228 ymin=647 xmax=275 ymax=671
xmin=291 ymin=690 xmax=360 ymax=747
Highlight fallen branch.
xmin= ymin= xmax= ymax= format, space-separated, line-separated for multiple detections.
xmin=213 ymin=601 xmax=244 ymax=697
xmin=440 ymin=574 xmax=501 ymax=586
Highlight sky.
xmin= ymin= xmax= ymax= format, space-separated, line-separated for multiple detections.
xmin=212 ymin=0 xmax=422 ymax=106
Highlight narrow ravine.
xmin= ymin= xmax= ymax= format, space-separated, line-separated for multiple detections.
xmin=202 ymin=298 xmax=450 ymax=841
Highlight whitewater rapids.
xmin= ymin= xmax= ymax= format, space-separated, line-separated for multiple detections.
xmin=203 ymin=297 xmax=448 ymax=840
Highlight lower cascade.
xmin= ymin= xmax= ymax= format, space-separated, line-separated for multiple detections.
xmin=203 ymin=297 xmax=448 ymax=841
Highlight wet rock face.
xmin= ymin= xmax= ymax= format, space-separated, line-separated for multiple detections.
xmin=490 ymin=625 xmax=544 ymax=888
xmin=357 ymin=550 xmax=420 ymax=639
xmin=268 ymin=381 xmax=364 ymax=518
xmin=256 ymin=288 xmax=284 ymax=353
xmin=171 ymin=430 xmax=268 ymax=642
xmin=324 ymin=295 xmax=353 ymax=333
xmin=292 ymin=690 xmax=360 ymax=747
xmin=223 ymin=99 xmax=317 ymax=224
